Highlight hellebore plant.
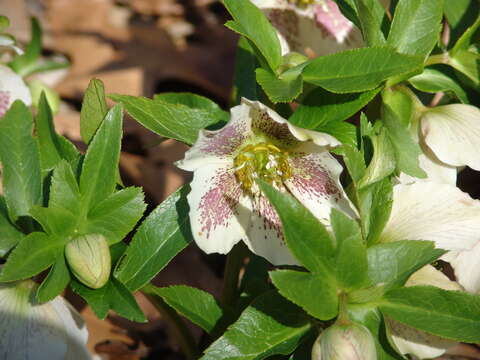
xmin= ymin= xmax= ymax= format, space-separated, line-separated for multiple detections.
xmin=1 ymin=0 xmax=480 ymax=359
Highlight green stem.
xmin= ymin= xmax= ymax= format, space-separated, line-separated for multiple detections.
xmin=425 ymin=53 xmax=450 ymax=66
xmin=221 ymin=242 xmax=248 ymax=307
xmin=336 ymin=292 xmax=351 ymax=326
xmin=142 ymin=284 xmax=198 ymax=360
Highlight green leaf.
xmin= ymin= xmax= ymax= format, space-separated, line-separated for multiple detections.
xmin=451 ymin=16 xmax=480 ymax=55
xmin=288 ymin=87 xmax=380 ymax=145
xmin=444 ymin=0 xmax=480 ymax=46
xmin=334 ymin=0 xmax=361 ymax=28
xmin=153 ymin=92 xmax=227 ymax=120
xmin=233 ymin=37 xmax=259 ymax=103
xmin=201 ymin=291 xmax=311 ymax=360
xmin=71 ymin=277 xmax=146 ymax=322
xmin=30 ymin=205 xmax=77 ymax=237
xmin=36 ymin=253 xmax=71 ymax=303
xmin=256 ymin=68 xmax=303 ymax=103
xmin=354 ymin=0 xmax=386 ymax=46
xmin=80 ymin=79 xmax=108 ymax=144
xmin=0 ymin=232 xmax=64 ymax=282
xmin=80 ymin=104 xmax=123 ymax=208
xmin=114 ymin=185 xmax=193 ymax=291
xmin=147 ymin=285 xmax=224 ymax=333
xmin=363 ymin=177 xmax=393 ymax=246
xmin=335 ymin=144 xmax=366 ymax=185
xmin=358 ymin=126 xmax=396 ymax=188
xmin=381 ymin=100 xmax=426 ymax=178
xmin=270 ymin=270 xmax=338 ymax=320
xmin=380 ymin=286 xmax=480 ymax=342
xmin=8 ymin=18 xmax=42 ymax=77
xmin=0 ymin=197 xmax=25 ymax=257
xmin=387 ymin=0 xmax=444 ymax=57
xmin=302 ymin=47 xmax=423 ymax=93
xmin=36 ymin=93 xmax=79 ymax=173
xmin=0 ymin=101 xmax=42 ymax=223
xmin=409 ymin=67 xmax=469 ymax=104
xmin=49 ymin=160 xmax=81 ymax=217
xmin=449 ymin=50 xmax=480 ymax=87
xmin=110 ymin=94 xmax=224 ymax=145
xmin=331 ymin=209 xmax=368 ymax=290
xmin=223 ymin=0 xmax=282 ymax=72
xmin=367 ymin=241 xmax=445 ymax=290
xmin=258 ymin=182 xmax=335 ymax=275
xmin=85 ymin=187 xmax=146 ymax=245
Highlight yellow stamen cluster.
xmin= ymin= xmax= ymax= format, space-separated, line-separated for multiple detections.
xmin=234 ymin=142 xmax=291 ymax=194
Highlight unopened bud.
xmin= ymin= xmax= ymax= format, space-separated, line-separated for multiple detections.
xmin=312 ymin=323 xmax=377 ymax=360
xmin=65 ymin=234 xmax=111 ymax=289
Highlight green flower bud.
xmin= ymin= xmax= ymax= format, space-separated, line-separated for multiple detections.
xmin=65 ymin=234 xmax=111 ymax=289
xmin=312 ymin=323 xmax=377 ymax=360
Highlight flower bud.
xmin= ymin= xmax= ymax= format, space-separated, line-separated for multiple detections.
xmin=312 ymin=323 xmax=377 ymax=360
xmin=65 ymin=234 xmax=111 ymax=289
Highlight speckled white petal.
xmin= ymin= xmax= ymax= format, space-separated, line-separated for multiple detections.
xmin=445 ymin=242 xmax=480 ymax=293
xmin=245 ymin=193 xmax=298 ymax=265
xmin=0 ymin=35 xmax=23 ymax=54
xmin=387 ymin=265 xmax=459 ymax=359
xmin=397 ymin=152 xmax=457 ymax=185
xmin=381 ymin=182 xmax=480 ymax=251
xmin=176 ymin=104 xmax=252 ymax=171
xmin=284 ymin=142 xmax=356 ymax=225
xmin=287 ymin=124 xmax=341 ymax=147
xmin=0 ymin=64 xmax=31 ymax=118
xmin=187 ymin=162 xmax=251 ymax=254
xmin=421 ymin=104 xmax=480 ymax=171
xmin=0 ymin=281 xmax=91 ymax=360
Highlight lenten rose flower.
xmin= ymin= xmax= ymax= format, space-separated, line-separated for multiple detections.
xmin=0 ymin=280 xmax=92 ymax=360
xmin=251 ymin=0 xmax=363 ymax=57
xmin=176 ymin=99 xmax=354 ymax=265
xmin=0 ymin=64 xmax=32 ymax=118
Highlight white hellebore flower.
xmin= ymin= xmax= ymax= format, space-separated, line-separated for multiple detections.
xmin=0 ymin=64 xmax=32 ymax=118
xmin=251 ymin=0 xmax=363 ymax=57
xmin=177 ymin=99 xmax=353 ymax=265
xmin=0 ymin=280 xmax=91 ymax=360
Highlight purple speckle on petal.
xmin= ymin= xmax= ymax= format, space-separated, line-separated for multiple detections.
xmin=201 ymin=121 xmax=248 ymax=156
xmin=253 ymin=194 xmax=284 ymax=241
xmin=251 ymin=107 xmax=298 ymax=146
xmin=0 ymin=90 xmax=11 ymax=118
xmin=198 ymin=169 xmax=242 ymax=239
xmin=314 ymin=0 xmax=353 ymax=43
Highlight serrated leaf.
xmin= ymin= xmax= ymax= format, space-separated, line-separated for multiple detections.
xmin=80 ymin=104 xmax=123 ymax=208
xmin=302 ymin=47 xmax=423 ymax=93
xmin=258 ymin=181 xmax=335 ymax=275
xmin=110 ymin=94 xmax=224 ymax=145
xmin=387 ymin=0 xmax=444 ymax=57
xmin=146 ymin=285 xmax=224 ymax=333
xmin=80 ymin=79 xmax=108 ymax=144
xmin=367 ymin=241 xmax=445 ymax=291
xmin=85 ymin=187 xmax=146 ymax=245
xmin=256 ymin=68 xmax=303 ymax=103
xmin=201 ymin=291 xmax=311 ymax=360
xmin=409 ymin=67 xmax=469 ymax=104
xmin=114 ymin=185 xmax=193 ymax=291
xmin=0 ymin=197 xmax=25 ymax=257
xmin=0 ymin=232 xmax=64 ymax=282
xmin=223 ymin=0 xmax=282 ymax=72
xmin=354 ymin=0 xmax=386 ymax=46
xmin=270 ymin=270 xmax=338 ymax=320
xmin=71 ymin=277 xmax=146 ymax=322
xmin=153 ymin=92 xmax=228 ymax=119
xmin=0 ymin=101 xmax=42 ymax=223
xmin=36 ymin=253 xmax=70 ymax=303
xmin=380 ymin=285 xmax=480 ymax=342
xmin=363 ymin=177 xmax=393 ymax=246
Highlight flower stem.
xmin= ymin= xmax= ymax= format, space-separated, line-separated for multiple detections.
xmin=425 ymin=53 xmax=450 ymax=66
xmin=336 ymin=292 xmax=351 ymax=326
xmin=221 ymin=242 xmax=248 ymax=307
xmin=142 ymin=284 xmax=198 ymax=360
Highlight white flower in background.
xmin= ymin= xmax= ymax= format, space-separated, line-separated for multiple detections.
xmin=0 ymin=34 xmax=23 ymax=55
xmin=177 ymin=99 xmax=354 ymax=265
xmin=0 ymin=280 xmax=91 ymax=360
xmin=0 ymin=64 xmax=32 ymax=118
xmin=387 ymin=265 xmax=459 ymax=359
xmin=251 ymin=0 xmax=363 ymax=57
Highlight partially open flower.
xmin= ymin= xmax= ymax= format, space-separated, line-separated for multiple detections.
xmin=251 ymin=0 xmax=363 ymax=57
xmin=0 ymin=64 xmax=32 ymax=118
xmin=0 ymin=280 xmax=91 ymax=360
xmin=177 ymin=99 xmax=354 ymax=265
xmin=311 ymin=322 xmax=377 ymax=360
xmin=65 ymin=234 xmax=111 ymax=289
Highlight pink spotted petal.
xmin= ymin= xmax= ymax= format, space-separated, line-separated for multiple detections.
xmin=245 ymin=193 xmax=298 ymax=265
xmin=314 ymin=0 xmax=354 ymax=44
xmin=284 ymin=143 xmax=356 ymax=224
xmin=187 ymin=162 xmax=251 ymax=254
xmin=177 ymin=104 xmax=253 ymax=171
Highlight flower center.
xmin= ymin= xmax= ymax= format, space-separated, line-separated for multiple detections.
xmin=234 ymin=142 xmax=291 ymax=194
